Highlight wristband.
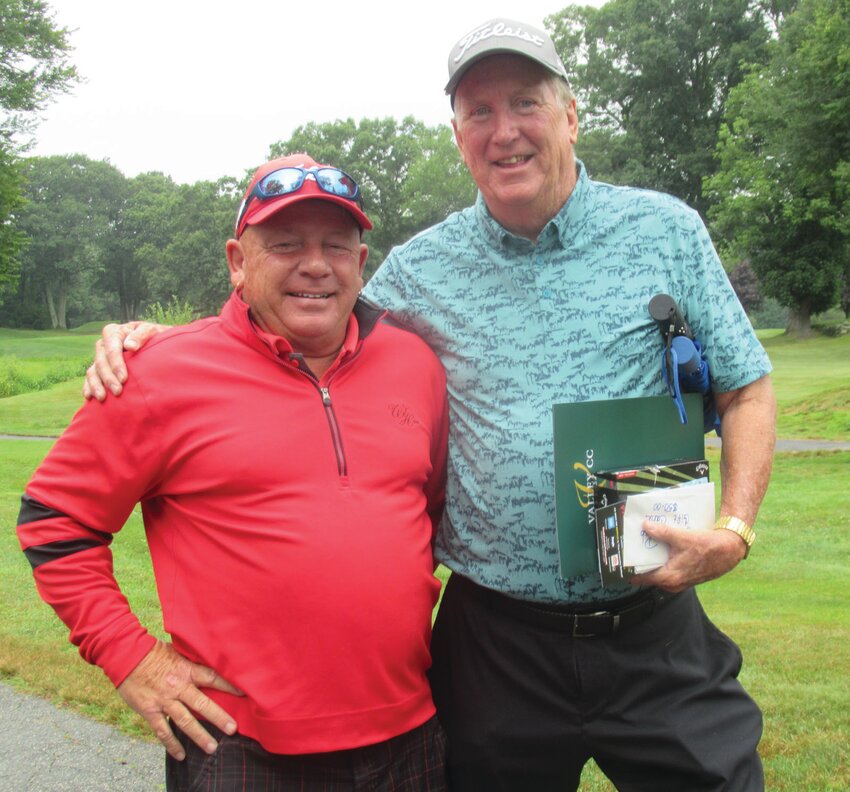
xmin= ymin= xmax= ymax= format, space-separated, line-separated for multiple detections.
xmin=714 ymin=515 xmax=755 ymax=558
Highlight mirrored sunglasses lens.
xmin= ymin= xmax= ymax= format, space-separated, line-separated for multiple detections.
xmin=259 ymin=168 xmax=305 ymax=197
xmin=315 ymin=168 xmax=358 ymax=199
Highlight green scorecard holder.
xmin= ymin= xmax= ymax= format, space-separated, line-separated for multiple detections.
xmin=552 ymin=393 xmax=705 ymax=580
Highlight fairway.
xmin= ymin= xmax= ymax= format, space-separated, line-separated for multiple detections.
xmin=1 ymin=327 xmax=848 ymax=790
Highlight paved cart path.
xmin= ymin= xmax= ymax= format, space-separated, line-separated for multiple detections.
xmin=702 ymin=436 xmax=850 ymax=452
xmin=0 ymin=683 xmax=163 ymax=792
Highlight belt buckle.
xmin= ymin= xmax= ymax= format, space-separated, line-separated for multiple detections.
xmin=572 ymin=610 xmax=618 ymax=638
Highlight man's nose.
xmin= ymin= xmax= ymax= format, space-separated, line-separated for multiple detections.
xmin=491 ymin=110 xmax=520 ymax=145
xmin=298 ymin=244 xmax=332 ymax=275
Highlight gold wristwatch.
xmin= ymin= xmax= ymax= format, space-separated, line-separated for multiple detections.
xmin=714 ymin=515 xmax=756 ymax=558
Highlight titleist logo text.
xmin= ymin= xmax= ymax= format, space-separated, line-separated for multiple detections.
xmin=453 ymin=22 xmax=545 ymax=63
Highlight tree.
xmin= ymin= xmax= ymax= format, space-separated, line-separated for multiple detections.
xmin=547 ymin=0 xmax=774 ymax=216
xmin=270 ymin=117 xmax=473 ymax=277
xmin=0 ymin=145 xmax=24 ymax=293
xmin=727 ymin=259 xmax=763 ymax=313
xmin=150 ymin=177 xmax=239 ymax=315
xmin=706 ymin=0 xmax=849 ymax=336
xmin=100 ymin=172 xmax=179 ymax=322
xmin=0 ymin=0 xmax=78 ymax=293
xmin=15 ymin=155 xmax=125 ymax=328
xmin=100 ymin=174 xmax=239 ymax=321
xmin=6 ymin=161 xmax=240 ymax=327
xmin=401 ymin=125 xmax=476 ymax=236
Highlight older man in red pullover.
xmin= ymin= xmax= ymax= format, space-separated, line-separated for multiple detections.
xmin=16 ymin=154 xmax=449 ymax=791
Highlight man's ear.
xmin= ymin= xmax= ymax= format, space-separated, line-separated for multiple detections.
xmin=451 ymin=117 xmax=469 ymax=168
xmin=225 ymin=238 xmax=246 ymax=289
xmin=358 ymin=244 xmax=369 ymax=278
xmin=566 ymin=97 xmax=579 ymax=145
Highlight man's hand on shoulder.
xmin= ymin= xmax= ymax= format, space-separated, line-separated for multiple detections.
xmin=629 ymin=521 xmax=748 ymax=593
xmin=83 ymin=321 xmax=170 ymax=401
xmin=117 ymin=640 xmax=242 ymax=761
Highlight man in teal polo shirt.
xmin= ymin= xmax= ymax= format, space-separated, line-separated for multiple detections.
xmin=359 ymin=20 xmax=774 ymax=791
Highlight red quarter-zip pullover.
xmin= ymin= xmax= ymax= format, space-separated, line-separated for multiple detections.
xmin=17 ymin=291 xmax=448 ymax=754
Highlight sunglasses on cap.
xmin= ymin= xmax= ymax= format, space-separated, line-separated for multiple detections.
xmin=235 ymin=166 xmax=363 ymax=235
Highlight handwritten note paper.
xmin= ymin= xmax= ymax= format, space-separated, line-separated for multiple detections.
xmin=622 ymin=482 xmax=716 ymax=572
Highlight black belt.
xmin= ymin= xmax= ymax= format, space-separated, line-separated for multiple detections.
xmin=450 ymin=574 xmax=673 ymax=638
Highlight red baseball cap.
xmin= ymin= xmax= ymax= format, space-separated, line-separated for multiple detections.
xmin=235 ymin=153 xmax=372 ymax=237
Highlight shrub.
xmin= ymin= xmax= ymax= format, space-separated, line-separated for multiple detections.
xmin=0 ymin=355 xmax=89 ymax=398
xmin=142 ymin=297 xmax=198 ymax=326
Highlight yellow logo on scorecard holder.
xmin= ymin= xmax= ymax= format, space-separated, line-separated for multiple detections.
xmin=572 ymin=452 xmax=596 ymax=510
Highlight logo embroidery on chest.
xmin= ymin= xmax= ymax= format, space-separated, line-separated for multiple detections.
xmin=388 ymin=403 xmax=420 ymax=428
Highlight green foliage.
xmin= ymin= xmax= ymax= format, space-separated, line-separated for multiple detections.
xmin=3 ymin=156 xmax=239 ymax=329
xmin=5 ymin=1 xmax=845 ymax=340
xmin=0 ymin=353 xmax=87 ymax=397
xmin=142 ymin=295 xmax=197 ymax=326
xmin=573 ymin=127 xmax=639 ymax=188
xmin=0 ymin=327 xmax=100 ymax=433
xmin=99 ymin=171 xmax=178 ymax=322
xmin=0 ymin=146 xmax=24 ymax=295
xmin=749 ymin=297 xmax=789 ymax=330
xmin=706 ymin=0 xmax=850 ymax=336
xmin=148 ymin=178 xmax=237 ymax=316
xmin=728 ymin=259 xmax=763 ymax=312
xmin=0 ymin=0 xmax=77 ymax=126
xmin=400 ymin=125 xmax=477 ymax=241
xmin=13 ymin=154 xmax=126 ymax=329
xmin=98 ymin=171 xmax=237 ymax=322
xmin=1 ymin=121 xmax=464 ymax=328
xmin=0 ymin=0 xmax=78 ymax=294
xmin=548 ymin=0 xmax=772 ymax=216
xmin=0 ymin=378 xmax=82 ymax=435
xmin=270 ymin=117 xmax=474 ymax=277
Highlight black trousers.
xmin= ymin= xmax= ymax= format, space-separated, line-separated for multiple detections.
xmin=429 ymin=575 xmax=763 ymax=792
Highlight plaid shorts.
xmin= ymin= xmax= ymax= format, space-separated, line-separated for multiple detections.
xmin=166 ymin=715 xmax=447 ymax=792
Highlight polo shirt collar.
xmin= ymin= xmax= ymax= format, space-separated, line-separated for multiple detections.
xmin=223 ymin=289 xmax=362 ymax=366
xmin=251 ymin=311 xmax=361 ymax=365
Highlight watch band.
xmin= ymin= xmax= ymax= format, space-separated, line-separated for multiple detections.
xmin=714 ymin=515 xmax=756 ymax=558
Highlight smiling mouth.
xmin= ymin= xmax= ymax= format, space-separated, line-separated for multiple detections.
xmin=290 ymin=292 xmax=332 ymax=299
xmin=496 ymin=155 xmax=530 ymax=167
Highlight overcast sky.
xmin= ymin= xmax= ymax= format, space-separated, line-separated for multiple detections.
xmin=29 ymin=1 xmax=604 ymax=184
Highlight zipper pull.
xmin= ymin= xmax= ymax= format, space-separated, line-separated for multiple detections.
xmin=320 ymin=386 xmax=332 ymax=406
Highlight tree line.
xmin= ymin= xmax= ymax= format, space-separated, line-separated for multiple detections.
xmin=0 ymin=0 xmax=847 ymax=336
xmin=0 ymin=120 xmax=476 ymax=329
